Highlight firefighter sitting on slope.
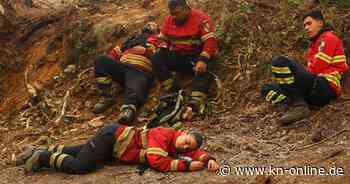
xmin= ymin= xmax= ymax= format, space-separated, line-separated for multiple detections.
xmin=261 ymin=10 xmax=348 ymax=125
xmin=151 ymin=0 xmax=218 ymax=116
xmin=93 ymin=21 xmax=161 ymax=124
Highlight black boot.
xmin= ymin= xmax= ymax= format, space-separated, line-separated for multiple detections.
xmin=16 ymin=146 xmax=41 ymax=166
xmin=24 ymin=149 xmax=48 ymax=173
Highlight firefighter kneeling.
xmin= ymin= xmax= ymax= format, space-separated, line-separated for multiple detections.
xmin=94 ymin=21 xmax=161 ymax=124
xmin=261 ymin=11 xmax=348 ymax=125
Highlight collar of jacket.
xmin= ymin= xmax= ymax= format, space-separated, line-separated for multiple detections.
xmin=310 ymin=25 xmax=333 ymax=42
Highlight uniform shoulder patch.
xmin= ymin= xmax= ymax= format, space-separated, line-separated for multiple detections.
xmin=202 ymin=20 xmax=210 ymax=33
xmin=318 ymin=40 xmax=325 ymax=52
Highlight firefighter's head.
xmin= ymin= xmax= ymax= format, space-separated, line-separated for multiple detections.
xmin=175 ymin=131 xmax=204 ymax=153
xmin=168 ymin=0 xmax=190 ymax=26
xmin=303 ymin=10 xmax=325 ymax=38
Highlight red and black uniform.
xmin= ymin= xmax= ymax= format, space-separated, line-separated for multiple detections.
xmin=95 ymin=34 xmax=160 ymax=108
xmin=113 ymin=125 xmax=210 ymax=172
xmin=305 ymin=31 xmax=348 ymax=96
xmin=261 ymin=29 xmax=348 ymax=106
xmin=37 ymin=124 xmax=212 ymax=174
xmin=151 ymin=8 xmax=218 ymax=95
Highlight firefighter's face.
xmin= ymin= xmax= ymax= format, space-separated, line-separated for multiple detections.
xmin=175 ymin=134 xmax=197 ymax=153
xmin=169 ymin=6 xmax=189 ymax=25
xmin=303 ymin=16 xmax=324 ymax=38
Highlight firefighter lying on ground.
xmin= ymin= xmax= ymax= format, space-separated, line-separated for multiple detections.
xmin=16 ymin=122 xmax=220 ymax=174
xmin=261 ymin=10 xmax=348 ymax=125
xmin=151 ymin=0 xmax=218 ymax=115
xmin=93 ymin=21 xmax=161 ymax=124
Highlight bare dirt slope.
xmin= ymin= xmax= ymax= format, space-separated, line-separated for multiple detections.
xmin=0 ymin=0 xmax=350 ymax=184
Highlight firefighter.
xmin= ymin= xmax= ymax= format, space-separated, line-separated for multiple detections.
xmin=261 ymin=10 xmax=348 ymax=125
xmin=16 ymin=123 xmax=220 ymax=174
xmin=151 ymin=0 xmax=218 ymax=115
xmin=94 ymin=21 xmax=161 ymax=124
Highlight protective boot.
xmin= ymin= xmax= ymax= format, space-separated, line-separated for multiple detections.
xmin=187 ymin=91 xmax=207 ymax=115
xmin=117 ymin=105 xmax=137 ymax=124
xmin=16 ymin=146 xmax=36 ymax=166
xmin=24 ymin=149 xmax=47 ymax=173
xmin=94 ymin=96 xmax=114 ymax=114
xmin=278 ymin=98 xmax=310 ymax=125
xmin=16 ymin=145 xmax=52 ymax=166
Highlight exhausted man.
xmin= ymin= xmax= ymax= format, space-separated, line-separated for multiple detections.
xmin=151 ymin=0 xmax=218 ymax=115
xmin=261 ymin=10 xmax=348 ymax=125
xmin=93 ymin=21 xmax=160 ymax=124
xmin=17 ymin=124 xmax=219 ymax=174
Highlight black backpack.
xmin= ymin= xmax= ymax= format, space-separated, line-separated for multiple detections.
xmin=146 ymin=90 xmax=188 ymax=129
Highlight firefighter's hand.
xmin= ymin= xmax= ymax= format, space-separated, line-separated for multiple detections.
xmin=207 ymin=159 xmax=219 ymax=172
xmin=189 ymin=161 xmax=205 ymax=171
xmin=193 ymin=61 xmax=207 ymax=75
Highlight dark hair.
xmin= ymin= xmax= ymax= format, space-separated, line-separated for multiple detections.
xmin=303 ymin=10 xmax=325 ymax=22
xmin=168 ymin=0 xmax=188 ymax=10
xmin=188 ymin=131 xmax=204 ymax=148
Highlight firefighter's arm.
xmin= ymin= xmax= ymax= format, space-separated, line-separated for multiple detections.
xmin=198 ymin=17 xmax=218 ymax=64
xmin=157 ymin=18 xmax=171 ymax=49
xmin=144 ymin=35 xmax=162 ymax=57
xmin=146 ymin=148 xmax=192 ymax=172
xmin=315 ymin=36 xmax=348 ymax=75
xmin=182 ymin=149 xmax=219 ymax=172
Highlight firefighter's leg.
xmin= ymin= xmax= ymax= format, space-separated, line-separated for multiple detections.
xmin=151 ymin=50 xmax=179 ymax=92
xmin=271 ymin=56 xmax=315 ymax=95
xmin=304 ymin=76 xmax=336 ymax=106
xmin=271 ymin=56 xmax=314 ymax=125
xmin=189 ymin=59 xmax=214 ymax=114
xmin=23 ymin=124 xmax=119 ymax=174
xmin=94 ymin=55 xmax=126 ymax=113
xmin=17 ymin=145 xmax=84 ymax=166
xmin=117 ymin=66 xmax=154 ymax=124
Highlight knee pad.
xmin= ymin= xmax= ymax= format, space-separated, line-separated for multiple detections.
xmin=271 ymin=57 xmax=295 ymax=85
xmin=272 ymin=56 xmax=291 ymax=67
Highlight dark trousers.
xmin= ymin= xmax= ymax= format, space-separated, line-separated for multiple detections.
xmin=39 ymin=124 xmax=119 ymax=174
xmin=151 ymin=49 xmax=213 ymax=93
xmin=95 ymin=55 xmax=153 ymax=107
xmin=261 ymin=56 xmax=336 ymax=106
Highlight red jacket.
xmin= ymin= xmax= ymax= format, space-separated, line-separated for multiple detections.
xmin=159 ymin=8 xmax=218 ymax=63
xmin=306 ymin=30 xmax=348 ymax=96
xmin=108 ymin=35 xmax=160 ymax=73
xmin=113 ymin=126 xmax=211 ymax=172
